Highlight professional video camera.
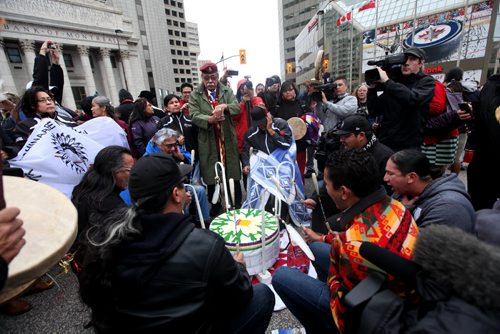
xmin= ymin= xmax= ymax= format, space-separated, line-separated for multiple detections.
xmin=364 ymin=53 xmax=406 ymax=84
xmin=314 ymin=129 xmax=342 ymax=173
xmin=318 ymin=82 xmax=337 ymax=92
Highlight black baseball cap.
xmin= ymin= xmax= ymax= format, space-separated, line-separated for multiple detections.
xmin=335 ymin=115 xmax=371 ymax=136
xmin=251 ymin=106 xmax=268 ymax=127
xmin=404 ymin=47 xmax=426 ymax=61
xmin=128 ymin=153 xmax=192 ymax=206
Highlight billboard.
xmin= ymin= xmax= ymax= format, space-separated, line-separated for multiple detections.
xmin=362 ymin=0 xmax=493 ymax=72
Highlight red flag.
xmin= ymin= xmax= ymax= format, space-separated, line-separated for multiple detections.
xmin=358 ymin=0 xmax=376 ymax=12
xmin=336 ymin=11 xmax=352 ymax=27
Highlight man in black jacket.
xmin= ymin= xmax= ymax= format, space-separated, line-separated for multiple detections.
xmin=367 ymin=47 xmax=435 ymax=151
xmin=79 ymin=153 xmax=275 ymax=333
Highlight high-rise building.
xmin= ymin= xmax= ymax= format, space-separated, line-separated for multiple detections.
xmin=278 ymin=0 xmax=320 ymax=82
xmin=186 ymin=21 xmax=201 ymax=89
xmin=0 ymin=0 xmax=201 ymax=108
xmin=163 ymin=0 xmax=200 ymax=93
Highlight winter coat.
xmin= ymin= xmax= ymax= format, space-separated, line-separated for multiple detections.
xmin=319 ymin=93 xmax=358 ymax=132
xmin=157 ymin=112 xmax=198 ymax=154
xmin=233 ymin=96 xmax=264 ymax=153
xmin=275 ymin=99 xmax=308 ymax=152
xmin=241 ymin=117 xmax=292 ymax=167
xmin=189 ymin=83 xmax=241 ymax=184
xmin=79 ymin=212 xmax=252 ymax=333
xmin=130 ymin=116 xmax=160 ymax=157
xmin=367 ymin=71 xmax=435 ymax=151
xmin=467 ymin=74 xmax=500 ymax=210
xmin=397 ymin=174 xmax=475 ymax=232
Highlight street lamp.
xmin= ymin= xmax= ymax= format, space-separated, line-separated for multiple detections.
xmin=114 ymin=29 xmax=129 ymax=91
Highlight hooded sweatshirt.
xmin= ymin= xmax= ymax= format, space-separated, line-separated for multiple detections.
xmin=400 ymin=174 xmax=475 ymax=232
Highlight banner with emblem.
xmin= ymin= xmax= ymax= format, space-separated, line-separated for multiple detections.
xmin=242 ymin=142 xmax=312 ymax=227
xmin=9 ymin=117 xmax=128 ymax=197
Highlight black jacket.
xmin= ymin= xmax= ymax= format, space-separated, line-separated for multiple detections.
xmin=115 ymin=100 xmax=135 ymax=123
xmin=241 ymin=117 xmax=292 ymax=167
xmin=368 ymin=71 xmax=435 ymax=151
xmin=157 ymin=112 xmax=198 ymax=154
xmin=32 ymin=54 xmax=64 ymax=104
xmin=79 ymin=213 xmax=252 ymax=333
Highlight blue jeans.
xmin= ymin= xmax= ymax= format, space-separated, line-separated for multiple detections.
xmin=230 ymin=283 xmax=275 ymax=334
xmin=310 ymin=241 xmax=331 ymax=282
xmin=272 ymin=244 xmax=338 ymax=334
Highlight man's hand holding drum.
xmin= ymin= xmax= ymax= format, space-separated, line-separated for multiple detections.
xmin=0 ymin=207 xmax=26 ymax=264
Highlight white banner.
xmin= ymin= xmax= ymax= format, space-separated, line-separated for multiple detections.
xmin=9 ymin=117 xmax=129 ymax=197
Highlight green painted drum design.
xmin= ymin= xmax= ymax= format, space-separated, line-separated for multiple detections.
xmin=210 ymin=208 xmax=280 ymax=252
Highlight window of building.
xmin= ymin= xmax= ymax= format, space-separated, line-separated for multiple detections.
xmin=63 ymin=53 xmax=74 ymax=67
xmin=183 ymin=51 xmax=188 ymax=56
xmin=187 ymin=78 xmax=192 ymax=83
xmin=185 ymin=60 xmax=190 ymax=65
xmin=178 ymin=59 xmax=183 ymax=65
xmin=186 ymin=69 xmax=191 ymax=74
xmin=177 ymin=50 xmax=182 ymax=55
xmin=172 ymin=10 xmax=177 ymax=17
xmin=180 ymin=22 xmax=185 ymax=28
xmin=174 ymin=30 xmax=180 ymax=36
xmin=177 ymin=2 xmax=182 ymax=8
xmin=6 ymin=47 xmax=22 ymax=63
xmin=167 ymin=19 xmax=172 ymax=25
xmin=179 ymin=69 xmax=185 ymax=74
xmin=170 ymin=0 xmax=176 ymax=5
xmin=176 ymin=40 xmax=181 ymax=46
xmin=174 ymin=68 xmax=178 ymax=74
xmin=171 ymin=49 xmax=176 ymax=55
xmin=170 ymin=40 xmax=174 ymax=45
xmin=181 ymin=32 xmax=186 ymax=37
xmin=172 ymin=59 xmax=177 ymax=64
xmin=71 ymin=86 xmax=86 ymax=108
xmin=182 ymin=41 xmax=187 ymax=47
xmin=168 ymin=29 xmax=173 ymax=35
xmin=175 ymin=78 xmax=180 ymax=83
xmin=173 ymin=21 xmax=179 ymax=27
xmin=179 ymin=13 xmax=184 ymax=18
xmin=165 ymin=9 xmax=170 ymax=15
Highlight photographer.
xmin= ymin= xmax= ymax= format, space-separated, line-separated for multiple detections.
xmin=367 ymin=47 xmax=435 ymax=151
xmin=319 ymin=77 xmax=358 ymax=132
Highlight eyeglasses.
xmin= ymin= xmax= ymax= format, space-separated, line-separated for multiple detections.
xmin=202 ymin=75 xmax=218 ymax=81
xmin=181 ymin=90 xmax=191 ymax=95
xmin=116 ymin=167 xmax=132 ymax=173
xmin=37 ymin=97 xmax=54 ymax=103
xmin=160 ymin=142 xmax=179 ymax=149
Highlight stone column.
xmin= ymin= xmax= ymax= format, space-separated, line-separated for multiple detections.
xmin=129 ymin=53 xmax=148 ymax=94
xmin=120 ymin=50 xmax=135 ymax=96
xmin=0 ymin=39 xmax=18 ymax=94
xmin=98 ymin=48 xmax=118 ymax=104
xmin=57 ymin=44 xmax=77 ymax=110
xmin=96 ymin=49 xmax=111 ymax=98
xmin=19 ymin=39 xmax=36 ymax=81
xmin=77 ymin=45 xmax=97 ymax=96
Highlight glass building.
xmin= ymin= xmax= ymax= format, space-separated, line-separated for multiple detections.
xmin=295 ymin=0 xmax=498 ymax=89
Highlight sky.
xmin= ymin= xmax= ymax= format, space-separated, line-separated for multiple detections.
xmin=183 ymin=0 xmax=281 ymax=92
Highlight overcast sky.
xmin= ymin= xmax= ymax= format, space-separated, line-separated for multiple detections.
xmin=184 ymin=0 xmax=281 ymax=91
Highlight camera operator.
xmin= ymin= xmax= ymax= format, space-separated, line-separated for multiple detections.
xmin=319 ymin=77 xmax=358 ymax=133
xmin=367 ymin=47 xmax=435 ymax=151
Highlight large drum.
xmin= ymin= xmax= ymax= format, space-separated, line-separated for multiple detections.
xmin=287 ymin=117 xmax=307 ymax=140
xmin=209 ymin=208 xmax=280 ymax=276
xmin=0 ymin=176 xmax=77 ymax=303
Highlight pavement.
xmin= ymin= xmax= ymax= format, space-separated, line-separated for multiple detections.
xmin=0 ymin=170 xmax=468 ymax=333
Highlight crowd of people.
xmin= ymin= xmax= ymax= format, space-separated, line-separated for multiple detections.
xmin=0 ymin=39 xmax=499 ymax=333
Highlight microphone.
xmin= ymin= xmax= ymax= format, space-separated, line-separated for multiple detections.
xmin=359 ymin=242 xmax=421 ymax=284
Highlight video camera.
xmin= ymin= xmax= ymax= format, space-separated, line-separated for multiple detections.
xmin=318 ymin=82 xmax=337 ymax=92
xmin=364 ymin=53 xmax=406 ymax=84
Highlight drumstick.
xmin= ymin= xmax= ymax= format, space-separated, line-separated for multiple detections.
xmin=184 ymin=184 xmax=205 ymax=229
xmin=312 ymin=173 xmax=328 ymax=228
xmin=229 ymin=178 xmax=239 ymax=254
xmin=0 ymin=159 xmax=5 ymax=209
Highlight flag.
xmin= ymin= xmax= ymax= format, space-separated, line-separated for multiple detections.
xmin=242 ymin=141 xmax=312 ymax=227
xmin=9 ymin=118 xmax=129 ymax=197
xmin=336 ymin=11 xmax=352 ymax=27
xmin=358 ymin=0 xmax=376 ymax=12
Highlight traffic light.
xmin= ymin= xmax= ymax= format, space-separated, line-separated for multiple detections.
xmin=286 ymin=63 xmax=293 ymax=74
xmin=239 ymin=49 xmax=246 ymax=64
xmin=323 ymin=58 xmax=329 ymax=70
